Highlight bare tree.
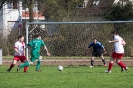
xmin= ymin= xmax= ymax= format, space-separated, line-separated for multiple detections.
xmin=24 ymin=0 xmax=34 ymax=22
xmin=0 ymin=0 xmax=7 ymax=9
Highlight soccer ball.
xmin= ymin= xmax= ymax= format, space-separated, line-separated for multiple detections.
xmin=58 ymin=65 xmax=63 ymax=71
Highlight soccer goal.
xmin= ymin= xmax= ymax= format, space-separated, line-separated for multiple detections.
xmin=26 ymin=21 xmax=133 ymax=59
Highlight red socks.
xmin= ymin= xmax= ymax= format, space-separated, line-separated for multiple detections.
xmin=108 ymin=61 xmax=126 ymax=71
xmin=108 ymin=63 xmax=113 ymax=71
xmin=118 ymin=61 xmax=126 ymax=69
xmin=24 ymin=66 xmax=28 ymax=72
xmin=9 ymin=64 xmax=28 ymax=72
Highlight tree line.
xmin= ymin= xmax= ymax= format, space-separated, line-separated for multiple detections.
xmin=0 ymin=0 xmax=133 ymax=56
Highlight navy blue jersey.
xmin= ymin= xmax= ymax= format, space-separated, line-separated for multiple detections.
xmin=88 ymin=42 xmax=104 ymax=52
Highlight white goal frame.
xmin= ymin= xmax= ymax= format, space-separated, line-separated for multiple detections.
xmin=26 ymin=21 xmax=133 ymax=59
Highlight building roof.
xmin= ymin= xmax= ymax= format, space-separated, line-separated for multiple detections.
xmin=22 ymin=11 xmax=45 ymax=20
xmin=78 ymin=0 xmax=115 ymax=16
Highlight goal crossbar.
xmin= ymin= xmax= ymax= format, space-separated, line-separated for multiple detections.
xmin=26 ymin=21 xmax=133 ymax=25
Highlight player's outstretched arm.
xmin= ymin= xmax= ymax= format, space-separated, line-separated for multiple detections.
xmin=44 ymin=46 xmax=51 ymax=56
xmin=26 ymin=44 xmax=32 ymax=50
xmin=86 ymin=43 xmax=92 ymax=53
xmin=109 ymin=39 xmax=119 ymax=43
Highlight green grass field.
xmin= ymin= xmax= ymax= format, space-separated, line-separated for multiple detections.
xmin=0 ymin=65 xmax=132 ymax=88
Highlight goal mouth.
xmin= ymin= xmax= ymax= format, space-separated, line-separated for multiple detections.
xmin=25 ymin=21 xmax=133 ymax=59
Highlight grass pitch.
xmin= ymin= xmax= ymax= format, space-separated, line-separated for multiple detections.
xmin=0 ymin=65 xmax=132 ymax=88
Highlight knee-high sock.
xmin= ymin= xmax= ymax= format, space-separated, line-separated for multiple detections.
xmin=19 ymin=62 xmax=30 ymax=69
xmin=108 ymin=62 xmax=113 ymax=71
xmin=24 ymin=66 xmax=28 ymax=72
xmin=91 ymin=60 xmax=94 ymax=66
xmin=117 ymin=61 xmax=126 ymax=69
xmin=102 ymin=59 xmax=106 ymax=65
xmin=9 ymin=64 xmax=14 ymax=70
xmin=36 ymin=60 xmax=41 ymax=70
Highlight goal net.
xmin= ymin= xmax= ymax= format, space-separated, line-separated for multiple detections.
xmin=26 ymin=21 xmax=133 ymax=59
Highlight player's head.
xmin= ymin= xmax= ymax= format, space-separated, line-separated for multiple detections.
xmin=34 ymin=34 xmax=41 ymax=39
xmin=18 ymin=35 xmax=24 ymax=42
xmin=111 ymin=31 xmax=118 ymax=36
xmin=93 ymin=38 xmax=97 ymax=44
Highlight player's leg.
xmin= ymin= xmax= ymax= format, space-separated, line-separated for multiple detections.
xmin=105 ymin=52 xmax=115 ymax=73
xmin=100 ymin=56 xmax=107 ymax=67
xmin=115 ymin=53 xmax=128 ymax=71
xmin=105 ymin=58 xmax=113 ymax=73
xmin=36 ymin=56 xmax=42 ymax=72
xmin=7 ymin=56 xmax=19 ymax=72
xmin=116 ymin=59 xmax=128 ymax=71
xmin=108 ymin=58 xmax=114 ymax=72
xmin=17 ymin=61 xmax=30 ymax=72
xmin=90 ymin=51 xmax=99 ymax=67
xmin=90 ymin=56 xmax=94 ymax=68
xmin=99 ymin=51 xmax=107 ymax=66
xmin=24 ymin=66 xmax=28 ymax=72
xmin=17 ymin=56 xmax=31 ymax=72
xmin=30 ymin=51 xmax=41 ymax=71
xmin=7 ymin=60 xmax=17 ymax=72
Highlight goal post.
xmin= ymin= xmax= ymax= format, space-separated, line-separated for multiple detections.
xmin=25 ymin=21 xmax=133 ymax=59
xmin=0 ymin=49 xmax=2 ymax=65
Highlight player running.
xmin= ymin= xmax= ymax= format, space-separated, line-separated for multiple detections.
xmin=86 ymin=38 xmax=107 ymax=68
xmin=105 ymin=31 xmax=128 ymax=73
xmin=26 ymin=34 xmax=50 ymax=72
xmin=7 ymin=35 xmax=30 ymax=73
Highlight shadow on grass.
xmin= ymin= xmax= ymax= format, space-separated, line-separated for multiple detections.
xmin=64 ymin=65 xmax=88 ymax=68
xmin=0 ymin=70 xmax=29 ymax=73
xmin=73 ymin=71 xmax=93 ymax=74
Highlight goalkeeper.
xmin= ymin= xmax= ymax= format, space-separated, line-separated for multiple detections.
xmin=18 ymin=34 xmax=51 ymax=72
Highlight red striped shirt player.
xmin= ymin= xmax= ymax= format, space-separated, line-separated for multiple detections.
xmin=105 ymin=31 xmax=128 ymax=73
xmin=7 ymin=35 xmax=30 ymax=73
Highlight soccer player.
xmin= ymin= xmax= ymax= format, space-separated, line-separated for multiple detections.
xmin=26 ymin=34 xmax=51 ymax=72
xmin=7 ymin=35 xmax=30 ymax=73
xmin=86 ymin=38 xmax=107 ymax=68
xmin=105 ymin=31 xmax=128 ymax=73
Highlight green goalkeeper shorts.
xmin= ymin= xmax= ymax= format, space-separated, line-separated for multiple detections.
xmin=30 ymin=51 xmax=40 ymax=62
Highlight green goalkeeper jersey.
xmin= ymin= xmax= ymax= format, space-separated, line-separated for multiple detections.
xmin=28 ymin=38 xmax=46 ymax=51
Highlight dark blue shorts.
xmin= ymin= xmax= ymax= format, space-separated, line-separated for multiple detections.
xmin=92 ymin=51 xmax=103 ymax=57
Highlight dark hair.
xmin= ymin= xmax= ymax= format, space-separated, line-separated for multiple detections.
xmin=18 ymin=35 xmax=24 ymax=39
xmin=34 ymin=34 xmax=41 ymax=38
xmin=93 ymin=38 xmax=97 ymax=40
xmin=111 ymin=31 xmax=118 ymax=35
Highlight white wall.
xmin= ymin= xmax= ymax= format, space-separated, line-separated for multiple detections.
xmin=2 ymin=1 xmax=22 ymax=37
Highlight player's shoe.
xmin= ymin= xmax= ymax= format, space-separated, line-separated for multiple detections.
xmin=121 ymin=68 xmax=124 ymax=72
xmin=17 ymin=66 xmax=20 ymax=72
xmin=36 ymin=69 xmax=41 ymax=72
xmin=105 ymin=70 xmax=111 ymax=73
xmin=7 ymin=69 xmax=10 ymax=72
xmin=89 ymin=66 xmax=93 ymax=68
xmin=104 ymin=64 xmax=107 ymax=67
xmin=121 ymin=67 xmax=128 ymax=72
